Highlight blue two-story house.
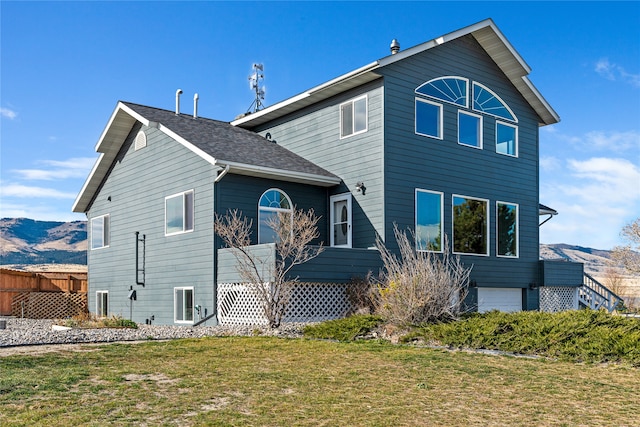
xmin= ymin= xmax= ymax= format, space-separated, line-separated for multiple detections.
xmin=74 ymin=19 xmax=611 ymax=326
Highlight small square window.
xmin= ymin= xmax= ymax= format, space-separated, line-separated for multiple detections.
xmin=340 ymin=95 xmax=367 ymax=138
xmin=496 ymin=122 xmax=518 ymax=157
xmin=165 ymin=190 xmax=194 ymax=235
xmin=415 ymin=98 xmax=442 ymax=139
xmin=91 ymin=214 xmax=110 ymax=250
xmin=458 ymin=111 xmax=482 ymax=148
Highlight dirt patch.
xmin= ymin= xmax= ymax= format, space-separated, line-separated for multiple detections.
xmin=0 ymin=340 xmax=151 ymax=358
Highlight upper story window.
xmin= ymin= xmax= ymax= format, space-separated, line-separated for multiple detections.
xmin=416 ymin=76 xmax=468 ymax=107
xmin=496 ymin=122 xmax=518 ymax=157
xmin=340 ymin=95 xmax=367 ymax=138
xmin=91 ymin=214 xmax=110 ymax=250
xmin=452 ymin=195 xmax=488 ymax=256
xmin=416 ymin=77 xmax=519 ymax=156
xmin=258 ymin=188 xmax=292 ymax=244
xmin=415 ymin=189 xmax=443 ymax=252
xmin=472 ymin=82 xmax=517 ymax=123
xmin=165 ymin=190 xmax=194 ymax=236
xmin=415 ymin=98 xmax=443 ymax=139
xmin=458 ymin=111 xmax=483 ymax=149
xmin=134 ymin=130 xmax=147 ymax=150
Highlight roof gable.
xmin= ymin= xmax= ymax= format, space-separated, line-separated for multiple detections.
xmin=232 ymin=19 xmax=559 ymax=128
xmin=73 ymin=102 xmax=339 ymax=213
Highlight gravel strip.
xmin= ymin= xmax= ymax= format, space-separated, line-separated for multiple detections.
xmin=0 ymin=318 xmax=306 ymax=348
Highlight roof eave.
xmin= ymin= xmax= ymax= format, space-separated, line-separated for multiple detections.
xmin=219 ymin=160 xmax=341 ymax=187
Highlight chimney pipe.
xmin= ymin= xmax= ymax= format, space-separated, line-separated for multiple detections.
xmin=193 ymin=93 xmax=199 ymax=119
xmin=390 ymin=39 xmax=400 ymax=55
xmin=175 ymin=89 xmax=183 ymax=115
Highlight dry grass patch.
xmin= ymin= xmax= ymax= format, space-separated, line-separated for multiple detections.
xmin=0 ymin=337 xmax=638 ymax=426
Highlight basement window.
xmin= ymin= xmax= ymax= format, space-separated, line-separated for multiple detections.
xmin=96 ymin=291 xmax=108 ymax=317
xmin=174 ymin=287 xmax=194 ymax=323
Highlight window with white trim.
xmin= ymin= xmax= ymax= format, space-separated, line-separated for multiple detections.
xmin=458 ymin=111 xmax=483 ymax=148
xmin=415 ymin=189 xmax=443 ymax=252
xmin=258 ymin=188 xmax=292 ymax=244
xmin=330 ymin=193 xmax=352 ymax=247
xmin=496 ymin=122 xmax=518 ymax=157
xmin=91 ymin=214 xmax=110 ymax=250
xmin=174 ymin=287 xmax=194 ymax=323
xmin=472 ymin=82 xmax=517 ymax=122
xmin=497 ymin=202 xmax=518 ymax=257
xmin=165 ymin=190 xmax=194 ymax=235
xmin=415 ymin=98 xmax=443 ymax=139
xmin=96 ymin=291 xmax=108 ymax=317
xmin=340 ymin=95 xmax=367 ymax=138
xmin=452 ymin=195 xmax=488 ymax=256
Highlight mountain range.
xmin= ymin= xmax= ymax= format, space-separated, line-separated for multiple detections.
xmin=0 ymin=217 xmax=621 ymax=275
xmin=0 ymin=218 xmax=87 ymax=265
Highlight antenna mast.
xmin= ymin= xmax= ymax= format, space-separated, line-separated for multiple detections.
xmin=247 ymin=63 xmax=265 ymax=113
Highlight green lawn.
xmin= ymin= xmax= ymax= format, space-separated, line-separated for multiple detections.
xmin=1 ymin=337 xmax=638 ymax=426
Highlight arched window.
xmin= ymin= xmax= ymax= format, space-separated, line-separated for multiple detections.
xmin=258 ymin=189 xmax=292 ymax=244
xmin=472 ymin=82 xmax=517 ymax=122
xmin=415 ymin=76 xmax=468 ymax=107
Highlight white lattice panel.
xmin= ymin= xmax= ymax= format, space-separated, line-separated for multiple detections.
xmin=217 ymin=282 xmax=350 ymax=325
xmin=539 ymin=287 xmax=578 ymax=313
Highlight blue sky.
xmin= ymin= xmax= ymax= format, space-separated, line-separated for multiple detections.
xmin=1 ymin=1 xmax=638 ymax=250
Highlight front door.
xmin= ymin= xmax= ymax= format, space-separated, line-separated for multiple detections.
xmin=330 ymin=193 xmax=352 ymax=247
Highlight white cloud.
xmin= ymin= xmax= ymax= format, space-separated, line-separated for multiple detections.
xmin=540 ymin=157 xmax=640 ymax=248
xmin=595 ymin=58 xmax=640 ymax=88
xmin=13 ymin=157 xmax=96 ymax=181
xmin=0 ymin=183 xmax=78 ymax=199
xmin=1 ymin=107 xmax=17 ymax=120
xmin=540 ymin=156 xmax=561 ymax=172
xmin=583 ymin=130 xmax=640 ymax=152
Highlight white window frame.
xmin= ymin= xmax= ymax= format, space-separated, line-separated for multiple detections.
xmin=415 ymin=76 xmax=470 ymax=108
xmin=496 ymin=201 xmax=519 ymax=258
xmin=96 ymin=290 xmax=108 ymax=318
xmin=415 ymin=98 xmax=443 ymax=139
xmin=457 ymin=110 xmax=483 ymax=149
xmin=340 ymin=95 xmax=368 ymax=139
xmin=91 ymin=214 xmax=110 ymax=250
xmin=495 ymin=121 xmax=518 ymax=157
xmin=258 ymin=188 xmax=293 ymax=244
xmin=174 ymin=286 xmax=194 ymax=324
xmin=452 ymin=194 xmax=489 ymax=257
xmin=330 ymin=193 xmax=352 ymax=248
xmin=165 ymin=190 xmax=194 ymax=236
xmin=415 ymin=189 xmax=444 ymax=253
xmin=472 ymin=81 xmax=518 ymax=123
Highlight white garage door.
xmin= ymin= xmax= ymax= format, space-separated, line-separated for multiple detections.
xmin=477 ymin=288 xmax=522 ymax=313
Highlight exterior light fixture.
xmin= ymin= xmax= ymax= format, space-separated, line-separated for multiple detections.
xmin=355 ymin=182 xmax=366 ymax=195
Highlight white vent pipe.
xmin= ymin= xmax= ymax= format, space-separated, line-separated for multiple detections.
xmin=175 ymin=89 xmax=183 ymax=114
xmin=193 ymin=93 xmax=199 ymax=119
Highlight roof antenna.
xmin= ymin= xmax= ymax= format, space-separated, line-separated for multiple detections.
xmin=246 ymin=63 xmax=265 ymax=113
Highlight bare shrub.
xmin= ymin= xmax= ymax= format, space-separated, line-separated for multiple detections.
xmin=346 ymin=273 xmax=378 ymax=315
xmin=215 ymin=208 xmax=324 ymax=328
xmin=374 ymin=224 xmax=472 ymax=325
xmin=611 ymin=217 xmax=640 ymax=276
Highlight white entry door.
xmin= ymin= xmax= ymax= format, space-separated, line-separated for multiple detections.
xmin=330 ymin=193 xmax=352 ymax=247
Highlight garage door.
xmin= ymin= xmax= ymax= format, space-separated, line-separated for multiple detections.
xmin=477 ymin=288 xmax=522 ymax=313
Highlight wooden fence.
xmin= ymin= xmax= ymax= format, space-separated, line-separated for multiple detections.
xmin=0 ymin=269 xmax=88 ymax=317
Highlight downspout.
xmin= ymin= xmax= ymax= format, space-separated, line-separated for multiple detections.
xmin=201 ymin=164 xmax=230 ymax=327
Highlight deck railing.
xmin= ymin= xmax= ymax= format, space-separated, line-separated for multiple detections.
xmin=579 ymin=273 xmax=624 ymax=312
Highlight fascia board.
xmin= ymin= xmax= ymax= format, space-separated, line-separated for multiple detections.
xmin=521 ymin=76 xmax=560 ymax=125
xmin=95 ymin=102 xmax=148 ymax=152
xmin=219 ymin=160 xmax=341 ymax=187
xmin=72 ymin=153 xmax=104 ymax=213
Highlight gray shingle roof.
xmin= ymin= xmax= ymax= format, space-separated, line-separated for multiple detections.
xmin=122 ymin=102 xmax=338 ymax=180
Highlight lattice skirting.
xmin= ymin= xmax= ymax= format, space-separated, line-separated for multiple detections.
xmin=11 ymin=292 xmax=88 ymax=319
xmin=218 ymin=282 xmax=350 ymax=325
xmin=539 ymin=287 xmax=578 ymax=313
